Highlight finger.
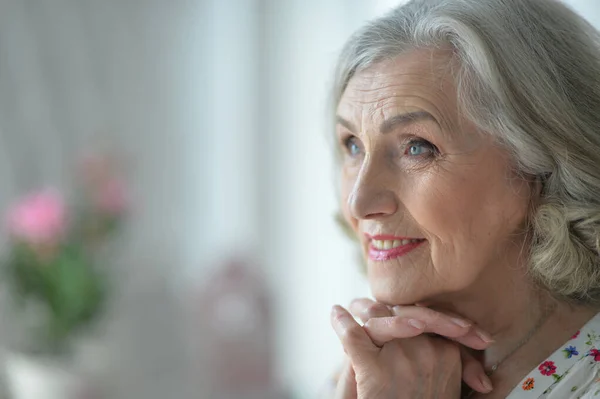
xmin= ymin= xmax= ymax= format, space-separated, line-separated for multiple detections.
xmin=393 ymin=306 xmax=494 ymax=350
xmin=446 ymin=330 xmax=494 ymax=351
xmin=461 ymin=347 xmax=493 ymax=394
xmin=363 ymin=315 xmax=426 ymax=346
xmin=406 ymin=305 xmax=495 ymax=350
xmin=349 ymin=298 xmax=392 ymax=324
xmin=334 ymin=359 xmax=357 ymax=399
xmin=391 ymin=305 xmax=473 ymax=336
xmin=331 ymin=305 xmax=379 ymax=368
xmin=364 ymin=316 xmax=492 ymax=350
xmin=364 ymin=312 xmax=493 ymax=350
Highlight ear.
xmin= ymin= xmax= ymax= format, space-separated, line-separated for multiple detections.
xmin=531 ymin=173 xmax=550 ymax=202
xmin=525 ymin=174 xmax=548 ymax=228
xmin=532 ymin=176 xmax=543 ymax=199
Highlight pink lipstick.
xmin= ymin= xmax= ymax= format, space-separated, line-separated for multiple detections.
xmin=365 ymin=234 xmax=425 ymax=261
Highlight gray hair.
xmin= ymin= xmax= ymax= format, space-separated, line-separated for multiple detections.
xmin=333 ymin=0 xmax=600 ymax=304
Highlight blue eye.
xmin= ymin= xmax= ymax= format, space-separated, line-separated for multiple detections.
xmin=405 ymin=140 xmax=436 ymax=157
xmin=408 ymin=143 xmax=426 ymax=155
xmin=344 ymin=137 xmax=362 ymax=157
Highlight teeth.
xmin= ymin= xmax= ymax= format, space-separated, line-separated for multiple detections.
xmin=371 ymin=239 xmax=422 ymax=250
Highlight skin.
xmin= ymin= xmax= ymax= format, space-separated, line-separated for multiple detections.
xmin=332 ymin=304 xmax=463 ymax=399
xmin=332 ymin=299 xmax=493 ymax=398
xmin=331 ymin=49 xmax=598 ymax=398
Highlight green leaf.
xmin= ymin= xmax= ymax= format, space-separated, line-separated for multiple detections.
xmin=4 ymin=241 xmax=106 ymax=353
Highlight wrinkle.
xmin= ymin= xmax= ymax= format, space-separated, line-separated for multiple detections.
xmin=339 ymin=49 xmax=532 ymax=307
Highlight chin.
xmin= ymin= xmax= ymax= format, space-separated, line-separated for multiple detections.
xmin=365 ymin=259 xmax=430 ymax=304
xmin=369 ymin=270 xmax=481 ymax=307
xmin=368 ymin=278 xmax=432 ymax=306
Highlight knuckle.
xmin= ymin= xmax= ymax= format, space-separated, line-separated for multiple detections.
xmin=382 ymin=317 xmax=406 ymax=332
xmin=391 ymin=305 xmax=403 ymax=316
xmin=387 ymin=316 xmax=407 ymax=331
xmin=365 ymin=315 xmax=391 ymax=331
xmin=365 ymin=302 xmax=386 ymax=316
xmin=427 ymin=309 xmax=443 ymax=324
xmin=349 ymin=297 xmax=364 ymax=309
xmin=351 ymin=297 xmax=370 ymax=306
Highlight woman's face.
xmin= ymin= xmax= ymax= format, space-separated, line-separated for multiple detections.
xmin=337 ymin=49 xmax=533 ymax=305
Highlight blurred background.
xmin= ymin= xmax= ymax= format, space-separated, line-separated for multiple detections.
xmin=0 ymin=1 xmax=598 ymax=398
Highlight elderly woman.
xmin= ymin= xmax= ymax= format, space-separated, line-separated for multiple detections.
xmin=328 ymin=0 xmax=600 ymax=398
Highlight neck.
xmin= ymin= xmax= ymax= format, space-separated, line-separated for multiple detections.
xmin=423 ymin=259 xmax=598 ymax=396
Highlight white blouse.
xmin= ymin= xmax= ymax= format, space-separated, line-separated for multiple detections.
xmin=507 ymin=312 xmax=600 ymax=398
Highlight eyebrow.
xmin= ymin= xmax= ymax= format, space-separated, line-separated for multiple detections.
xmin=336 ymin=111 xmax=438 ymax=134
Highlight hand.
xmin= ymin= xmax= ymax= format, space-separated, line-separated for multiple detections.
xmin=330 ymin=299 xmax=494 ymax=399
xmin=331 ymin=304 xmax=462 ymax=399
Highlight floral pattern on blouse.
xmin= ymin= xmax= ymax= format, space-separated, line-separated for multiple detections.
xmin=508 ymin=313 xmax=600 ymax=398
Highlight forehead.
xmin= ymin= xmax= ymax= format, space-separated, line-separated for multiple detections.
xmin=337 ymin=49 xmax=459 ymax=126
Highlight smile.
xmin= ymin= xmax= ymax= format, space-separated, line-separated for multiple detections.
xmin=366 ymin=236 xmax=426 ymax=261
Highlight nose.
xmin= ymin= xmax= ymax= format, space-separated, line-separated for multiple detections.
xmin=348 ymin=158 xmax=399 ymax=220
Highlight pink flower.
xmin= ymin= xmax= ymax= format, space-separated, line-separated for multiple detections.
xmin=589 ymin=349 xmax=600 ymax=361
xmin=6 ymin=190 xmax=66 ymax=245
xmin=572 ymin=330 xmax=580 ymax=340
xmin=538 ymin=360 xmax=556 ymax=376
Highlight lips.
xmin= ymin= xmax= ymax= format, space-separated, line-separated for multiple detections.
xmin=365 ymin=234 xmax=426 ymax=261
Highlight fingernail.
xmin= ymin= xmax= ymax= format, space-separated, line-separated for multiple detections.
xmin=408 ymin=319 xmax=426 ymax=330
xmin=392 ymin=305 xmax=402 ymax=315
xmin=332 ymin=304 xmax=343 ymax=315
xmin=475 ymin=328 xmax=495 ymax=343
xmin=481 ymin=375 xmax=494 ymax=392
xmin=450 ymin=318 xmax=472 ymax=328
xmin=331 ymin=305 xmax=344 ymax=320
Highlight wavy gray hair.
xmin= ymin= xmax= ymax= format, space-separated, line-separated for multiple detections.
xmin=333 ymin=0 xmax=600 ymax=304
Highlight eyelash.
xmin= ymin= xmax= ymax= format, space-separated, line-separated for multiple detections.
xmin=341 ymin=135 xmax=439 ymax=159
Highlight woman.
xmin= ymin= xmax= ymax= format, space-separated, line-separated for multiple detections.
xmin=329 ymin=0 xmax=600 ymax=398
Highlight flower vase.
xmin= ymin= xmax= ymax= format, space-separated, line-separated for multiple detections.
xmin=4 ymin=337 xmax=109 ymax=399
xmin=4 ymin=352 xmax=82 ymax=399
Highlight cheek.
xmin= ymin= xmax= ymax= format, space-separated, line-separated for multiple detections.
xmin=403 ymin=162 xmax=531 ymax=267
xmin=400 ymin=172 xmax=456 ymax=234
